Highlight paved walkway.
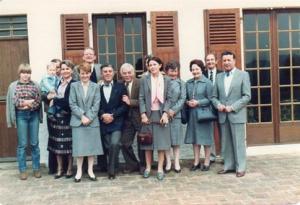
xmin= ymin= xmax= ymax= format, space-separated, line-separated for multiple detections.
xmin=1 ymin=146 xmax=300 ymax=205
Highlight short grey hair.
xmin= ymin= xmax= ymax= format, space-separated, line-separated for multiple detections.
xmin=119 ymin=63 xmax=135 ymax=76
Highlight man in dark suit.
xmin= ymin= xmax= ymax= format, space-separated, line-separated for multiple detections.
xmin=203 ymin=53 xmax=223 ymax=164
xmin=211 ymin=51 xmax=251 ymax=177
xmin=119 ymin=63 xmax=145 ymax=174
xmin=99 ymin=64 xmax=128 ymax=179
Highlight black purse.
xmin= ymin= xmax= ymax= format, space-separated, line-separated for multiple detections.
xmin=137 ymin=125 xmax=153 ymax=145
xmin=197 ymin=105 xmax=217 ymax=122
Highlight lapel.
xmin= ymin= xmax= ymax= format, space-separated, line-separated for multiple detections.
xmin=227 ymin=69 xmax=239 ymax=97
xmin=84 ymin=83 xmax=93 ymax=104
xmin=146 ymin=74 xmax=151 ymax=93
xmin=108 ymin=82 xmax=116 ymax=104
xmin=220 ymin=72 xmax=227 ymax=97
xmin=77 ymin=82 xmax=86 ymax=105
xmin=131 ymin=79 xmax=137 ymax=98
xmin=163 ymin=76 xmax=168 ymax=99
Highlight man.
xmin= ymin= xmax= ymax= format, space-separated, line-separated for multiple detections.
xmin=73 ymin=47 xmax=101 ymax=83
xmin=203 ymin=53 xmax=222 ymax=163
xmin=119 ymin=63 xmax=145 ymax=174
xmin=211 ymin=51 xmax=251 ymax=177
xmin=99 ymin=64 xmax=128 ymax=179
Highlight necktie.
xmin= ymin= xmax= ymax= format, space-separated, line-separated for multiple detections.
xmin=125 ymin=82 xmax=130 ymax=97
xmin=209 ymin=71 xmax=213 ymax=82
xmin=226 ymin=71 xmax=230 ymax=77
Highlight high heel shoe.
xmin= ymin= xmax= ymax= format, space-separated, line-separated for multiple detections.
xmin=88 ymin=174 xmax=97 ymax=181
xmin=54 ymin=170 xmax=64 ymax=179
xmin=190 ymin=163 xmax=201 ymax=171
xmin=74 ymin=177 xmax=81 ymax=183
xmin=164 ymin=164 xmax=172 ymax=174
xmin=201 ymin=165 xmax=210 ymax=171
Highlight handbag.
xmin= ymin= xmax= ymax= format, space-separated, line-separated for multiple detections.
xmin=137 ymin=132 xmax=153 ymax=145
xmin=181 ymin=104 xmax=188 ymax=124
xmin=197 ymin=105 xmax=217 ymax=122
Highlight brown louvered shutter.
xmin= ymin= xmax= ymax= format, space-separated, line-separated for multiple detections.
xmin=151 ymin=11 xmax=179 ymax=65
xmin=204 ymin=9 xmax=241 ymax=69
xmin=61 ymin=14 xmax=89 ymax=64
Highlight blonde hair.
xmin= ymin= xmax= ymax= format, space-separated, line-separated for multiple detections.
xmin=18 ymin=63 xmax=31 ymax=75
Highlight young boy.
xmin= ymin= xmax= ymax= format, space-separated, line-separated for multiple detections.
xmin=40 ymin=62 xmax=59 ymax=115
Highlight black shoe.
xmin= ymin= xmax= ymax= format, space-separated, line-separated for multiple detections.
xmin=190 ymin=163 xmax=201 ymax=171
xmin=88 ymin=175 xmax=97 ymax=181
xmin=74 ymin=177 xmax=81 ymax=183
xmin=210 ymin=160 xmax=216 ymax=164
xmin=217 ymin=169 xmax=235 ymax=174
xmin=164 ymin=165 xmax=172 ymax=174
xmin=54 ymin=171 xmax=64 ymax=179
xmin=108 ymin=174 xmax=116 ymax=180
xmin=174 ymin=168 xmax=181 ymax=173
xmin=201 ymin=165 xmax=210 ymax=171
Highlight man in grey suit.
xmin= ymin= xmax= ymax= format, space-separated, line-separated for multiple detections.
xmin=211 ymin=51 xmax=251 ymax=177
xmin=120 ymin=63 xmax=145 ymax=174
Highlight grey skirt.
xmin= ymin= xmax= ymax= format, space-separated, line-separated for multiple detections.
xmin=72 ymin=126 xmax=103 ymax=157
xmin=140 ymin=111 xmax=171 ymax=151
xmin=169 ymin=118 xmax=183 ymax=146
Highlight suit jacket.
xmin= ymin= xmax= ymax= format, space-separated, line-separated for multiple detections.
xmin=211 ymin=68 xmax=251 ymax=124
xmin=53 ymin=79 xmax=76 ymax=114
xmin=203 ymin=68 xmax=222 ymax=85
xmin=122 ymin=78 xmax=141 ymax=122
xmin=99 ymin=81 xmax=128 ymax=135
xmin=139 ymin=74 xmax=172 ymax=117
xmin=69 ymin=81 xmax=101 ymax=127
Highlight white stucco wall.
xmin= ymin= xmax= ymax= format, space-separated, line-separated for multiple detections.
xmin=1 ymin=0 xmax=300 ymax=163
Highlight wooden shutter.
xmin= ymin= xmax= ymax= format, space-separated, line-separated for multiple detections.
xmin=204 ymin=9 xmax=241 ymax=69
xmin=61 ymin=14 xmax=89 ymax=64
xmin=151 ymin=11 xmax=179 ymax=65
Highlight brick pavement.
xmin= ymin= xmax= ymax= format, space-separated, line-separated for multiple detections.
xmin=1 ymin=153 xmax=300 ymax=205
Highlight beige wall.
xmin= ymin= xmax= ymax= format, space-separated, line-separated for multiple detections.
xmin=1 ymin=0 xmax=299 ymax=81
xmin=1 ymin=0 xmax=300 ymax=163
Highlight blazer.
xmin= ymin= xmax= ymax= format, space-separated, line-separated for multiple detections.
xmin=53 ymin=79 xmax=76 ymax=114
xmin=99 ymin=81 xmax=128 ymax=135
xmin=69 ymin=81 xmax=101 ymax=127
xmin=139 ymin=74 xmax=172 ymax=117
xmin=211 ymin=68 xmax=251 ymax=124
xmin=122 ymin=78 xmax=141 ymax=121
xmin=203 ymin=68 xmax=222 ymax=85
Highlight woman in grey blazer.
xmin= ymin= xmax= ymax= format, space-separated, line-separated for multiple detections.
xmin=185 ymin=59 xmax=214 ymax=172
xmin=164 ymin=60 xmax=186 ymax=173
xmin=139 ymin=56 xmax=171 ymax=181
xmin=69 ymin=63 xmax=103 ymax=182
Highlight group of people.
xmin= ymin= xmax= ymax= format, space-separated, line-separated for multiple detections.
xmin=6 ymin=47 xmax=251 ymax=182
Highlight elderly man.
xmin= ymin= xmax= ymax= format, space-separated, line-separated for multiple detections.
xmin=119 ymin=63 xmax=145 ymax=174
xmin=211 ymin=51 xmax=251 ymax=177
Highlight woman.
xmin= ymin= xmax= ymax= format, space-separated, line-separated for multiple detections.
xmin=185 ymin=59 xmax=214 ymax=171
xmin=47 ymin=60 xmax=76 ymax=179
xmin=139 ymin=56 xmax=171 ymax=181
xmin=164 ymin=60 xmax=186 ymax=173
xmin=69 ymin=62 xmax=103 ymax=182
xmin=6 ymin=63 xmax=42 ymax=180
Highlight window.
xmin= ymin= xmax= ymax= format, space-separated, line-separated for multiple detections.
xmin=93 ymin=13 xmax=147 ymax=77
xmin=0 ymin=16 xmax=27 ymax=38
xmin=244 ymin=13 xmax=272 ymax=123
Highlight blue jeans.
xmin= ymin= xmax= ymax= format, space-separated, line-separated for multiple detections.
xmin=16 ymin=110 xmax=40 ymax=172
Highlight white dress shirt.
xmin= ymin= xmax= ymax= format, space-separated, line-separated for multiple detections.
xmin=224 ymin=68 xmax=236 ymax=96
xmin=103 ymin=81 xmax=113 ymax=102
